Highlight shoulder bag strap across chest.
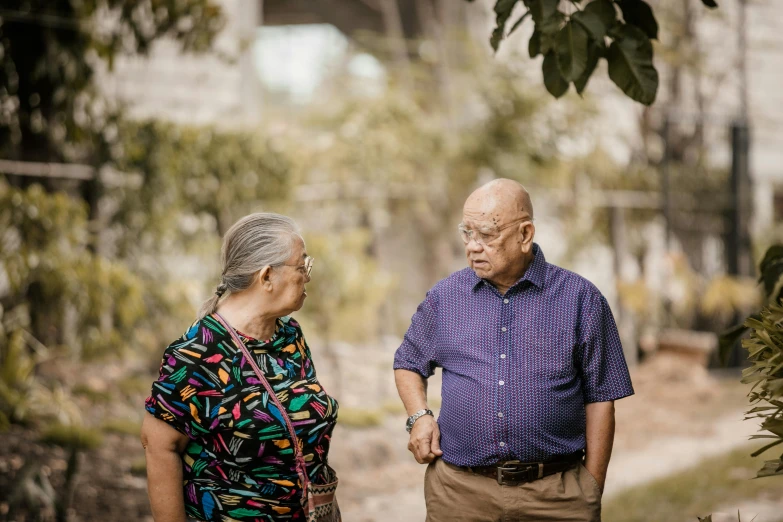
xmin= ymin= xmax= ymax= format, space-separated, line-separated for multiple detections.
xmin=213 ymin=313 xmax=311 ymax=498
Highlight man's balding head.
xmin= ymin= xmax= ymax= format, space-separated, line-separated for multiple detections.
xmin=461 ymin=178 xmax=536 ymax=294
xmin=463 ymin=179 xmax=534 ymax=224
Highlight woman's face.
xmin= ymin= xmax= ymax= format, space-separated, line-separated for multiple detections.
xmin=271 ymin=238 xmax=311 ymax=315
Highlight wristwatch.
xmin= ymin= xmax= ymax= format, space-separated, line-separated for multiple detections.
xmin=406 ymin=409 xmax=434 ymax=433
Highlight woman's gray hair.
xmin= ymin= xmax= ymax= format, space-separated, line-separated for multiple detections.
xmin=198 ymin=213 xmax=302 ymax=319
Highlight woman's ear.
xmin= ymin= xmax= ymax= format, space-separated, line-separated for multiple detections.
xmin=257 ymin=266 xmax=274 ymax=291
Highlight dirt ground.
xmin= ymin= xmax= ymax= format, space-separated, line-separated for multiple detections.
xmin=0 ymin=350 xmax=762 ymax=522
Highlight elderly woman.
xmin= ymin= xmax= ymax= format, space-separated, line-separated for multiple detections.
xmin=141 ymin=213 xmax=340 ymax=522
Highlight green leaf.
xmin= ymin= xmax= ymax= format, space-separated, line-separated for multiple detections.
xmin=528 ymin=0 xmax=559 ymax=24
xmin=542 ymin=51 xmax=569 ymax=98
xmin=496 ymin=0 xmax=520 ymax=15
xmin=490 ymin=0 xmax=521 ymax=51
xmin=607 ymin=24 xmax=658 ymax=105
xmin=584 ymin=0 xmax=618 ymax=29
xmin=572 ymin=10 xmax=608 ymax=40
xmin=537 ymin=10 xmax=566 ymax=35
xmin=763 ymin=418 xmax=783 ymax=437
xmin=756 ymin=458 xmax=783 ymax=478
xmin=701 ymin=0 xmax=718 ymax=8
xmin=751 ymin=438 xmax=783 ymax=457
xmin=719 ymin=320 xmax=751 ymax=366
xmin=529 ymin=30 xmax=542 ymax=57
xmin=758 ymin=245 xmax=783 ymax=302
xmin=509 ymin=11 xmax=531 ymax=36
xmin=557 ymin=21 xmax=590 ymax=82
xmin=617 ymin=0 xmax=659 ymax=40
xmin=531 ymin=30 xmax=558 ymax=56
xmin=575 ymin=44 xmax=601 ymax=95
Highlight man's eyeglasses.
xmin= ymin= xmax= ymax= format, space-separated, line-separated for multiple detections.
xmin=457 ymin=217 xmax=531 ymax=246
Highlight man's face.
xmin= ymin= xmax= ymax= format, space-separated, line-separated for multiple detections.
xmin=461 ymin=198 xmax=533 ymax=284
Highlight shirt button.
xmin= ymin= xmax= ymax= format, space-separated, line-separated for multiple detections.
xmin=503 ymin=298 xmax=509 ymax=304
xmin=501 ymin=327 xmax=507 ymax=332
xmin=498 ymin=412 xmax=503 ymax=418
xmin=499 ymin=380 xmax=504 ymax=386
xmin=500 ymin=354 xmax=506 ymax=359
xmin=499 ymin=442 xmax=505 ymax=447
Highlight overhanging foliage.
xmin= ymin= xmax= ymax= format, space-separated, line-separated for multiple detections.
xmin=467 ymin=0 xmax=719 ymax=105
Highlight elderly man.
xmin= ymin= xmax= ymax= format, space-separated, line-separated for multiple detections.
xmin=393 ymin=179 xmax=633 ymax=521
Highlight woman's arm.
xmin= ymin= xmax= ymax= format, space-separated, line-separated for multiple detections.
xmin=141 ymin=413 xmax=191 ymax=522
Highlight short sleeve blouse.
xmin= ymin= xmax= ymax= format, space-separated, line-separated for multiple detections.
xmin=145 ymin=314 xmax=339 ymax=521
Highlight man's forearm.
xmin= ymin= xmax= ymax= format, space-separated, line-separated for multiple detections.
xmin=584 ymin=400 xmax=615 ymax=490
xmin=146 ymin=447 xmax=187 ymax=522
xmin=395 ymin=369 xmax=429 ymax=415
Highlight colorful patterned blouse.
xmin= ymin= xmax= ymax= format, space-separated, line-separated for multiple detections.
xmin=145 ymin=314 xmax=339 ymax=521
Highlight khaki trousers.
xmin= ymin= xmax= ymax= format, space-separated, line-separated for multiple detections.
xmin=424 ymin=458 xmax=602 ymax=522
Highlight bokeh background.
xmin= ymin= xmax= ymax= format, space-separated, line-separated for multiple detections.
xmin=1 ymin=1 xmax=782 ymax=521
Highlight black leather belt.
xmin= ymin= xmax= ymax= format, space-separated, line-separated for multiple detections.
xmin=459 ymin=451 xmax=584 ymax=486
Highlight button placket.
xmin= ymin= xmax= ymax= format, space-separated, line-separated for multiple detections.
xmin=498 ymin=294 xmax=513 ymax=456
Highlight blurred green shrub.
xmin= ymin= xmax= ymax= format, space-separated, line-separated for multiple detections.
xmin=130 ymin=457 xmax=147 ymax=477
xmin=701 ymin=275 xmax=761 ymax=324
xmin=337 ymin=408 xmax=385 ymax=429
xmin=108 ymin=120 xmax=291 ymax=246
xmin=101 ymin=418 xmax=141 ymax=437
xmin=300 ymin=230 xmax=395 ymax=345
xmin=0 ymin=180 xmax=170 ymax=426
xmin=742 ymin=302 xmax=783 ymax=478
xmin=116 ymin=376 xmax=152 ymax=398
xmin=71 ymin=384 xmax=112 ymax=404
xmin=380 ymin=400 xmax=407 ymax=415
xmin=40 ymin=423 xmax=103 ymax=451
xmin=0 ymin=115 xmax=293 ymax=430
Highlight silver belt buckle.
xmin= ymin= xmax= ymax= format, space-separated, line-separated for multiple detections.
xmin=496 ymin=462 xmax=545 ymax=485
xmin=497 ymin=459 xmax=520 ymax=484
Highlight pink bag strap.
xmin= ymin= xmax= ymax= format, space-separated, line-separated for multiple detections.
xmin=213 ymin=313 xmax=311 ymax=496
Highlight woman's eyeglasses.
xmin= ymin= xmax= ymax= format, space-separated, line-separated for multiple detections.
xmin=283 ymin=255 xmax=314 ymax=277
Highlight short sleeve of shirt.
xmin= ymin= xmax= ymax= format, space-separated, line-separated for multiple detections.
xmin=393 ymin=290 xmax=440 ymax=378
xmin=145 ymin=321 xmax=219 ymax=438
xmin=576 ymin=292 xmax=635 ymax=403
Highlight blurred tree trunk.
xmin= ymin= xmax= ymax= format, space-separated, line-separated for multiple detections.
xmin=379 ymin=0 xmax=412 ymax=88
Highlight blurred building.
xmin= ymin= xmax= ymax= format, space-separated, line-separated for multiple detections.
xmin=746 ymin=0 xmax=783 ymax=233
xmin=99 ymin=0 xmax=262 ymax=126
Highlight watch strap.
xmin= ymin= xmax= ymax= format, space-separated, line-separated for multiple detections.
xmin=406 ymin=408 xmax=434 ymax=433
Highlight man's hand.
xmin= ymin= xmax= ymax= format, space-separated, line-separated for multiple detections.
xmin=407 ymin=415 xmax=443 ymax=464
xmin=394 ymin=369 xmax=442 ymax=464
xmin=584 ymin=400 xmax=615 ymax=494
xmin=583 ymin=462 xmax=606 ymax=493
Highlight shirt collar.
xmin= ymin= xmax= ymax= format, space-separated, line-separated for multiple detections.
xmin=471 ymin=243 xmax=547 ymax=292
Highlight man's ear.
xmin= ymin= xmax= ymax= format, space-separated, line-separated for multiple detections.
xmin=519 ymin=222 xmax=536 ymax=252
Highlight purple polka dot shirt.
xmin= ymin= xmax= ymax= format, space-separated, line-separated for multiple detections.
xmin=393 ymin=243 xmax=634 ymax=467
